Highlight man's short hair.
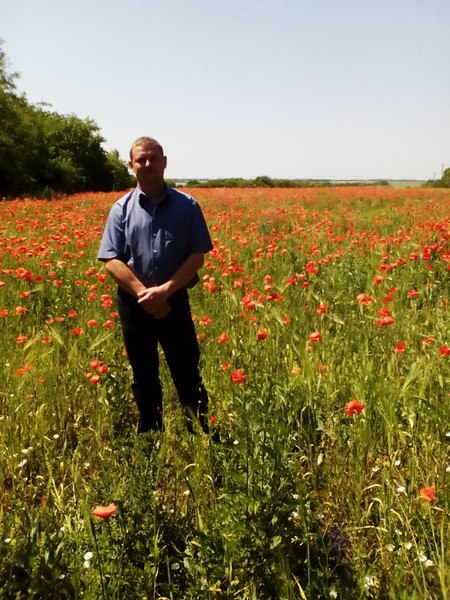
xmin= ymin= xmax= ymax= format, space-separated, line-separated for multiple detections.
xmin=130 ymin=137 xmax=164 ymax=159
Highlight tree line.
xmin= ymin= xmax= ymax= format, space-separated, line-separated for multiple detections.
xmin=424 ymin=168 xmax=450 ymax=189
xmin=184 ymin=176 xmax=390 ymax=188
xmin=0 ymin=43 xmax=134 ymax=198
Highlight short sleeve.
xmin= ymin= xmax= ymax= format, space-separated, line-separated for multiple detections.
xmin=97 ymin=203 xmax=126 ymax=261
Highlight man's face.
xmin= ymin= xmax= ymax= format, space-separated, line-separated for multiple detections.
xmin=129 ymin=143 xmax=167 ymax=186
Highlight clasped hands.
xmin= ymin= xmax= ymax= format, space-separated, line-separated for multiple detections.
xmin=137 ymin=286 xmax=171 ymax=319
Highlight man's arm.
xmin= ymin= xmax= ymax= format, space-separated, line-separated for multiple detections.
xmin=103 ymin=259 xmax=147 ymax=298
xmin=137 ymin=253 xmax=204 ymax=311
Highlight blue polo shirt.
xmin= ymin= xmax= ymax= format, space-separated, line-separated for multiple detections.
xmin=98 ymin=186 xmax=213 ymax=287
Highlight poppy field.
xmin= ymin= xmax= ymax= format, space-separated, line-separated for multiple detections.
xmin=0 ymin=186 xmax=449 ymax=599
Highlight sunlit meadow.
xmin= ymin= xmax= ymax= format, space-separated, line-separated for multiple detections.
xmin=0 ymin=187 xmax=449 ymax=599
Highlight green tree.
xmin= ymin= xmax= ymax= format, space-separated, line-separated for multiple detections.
xmin=0 ymin=42 xmax=133 ymax=197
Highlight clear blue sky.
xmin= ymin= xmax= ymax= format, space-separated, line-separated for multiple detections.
xmin=2 ymin=0 xmax=449 ymax=180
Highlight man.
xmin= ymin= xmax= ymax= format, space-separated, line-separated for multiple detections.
xmin=98 ymin=136 xmax=213 ymax=434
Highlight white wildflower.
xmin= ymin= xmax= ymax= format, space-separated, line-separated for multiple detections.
xmin=419 ymin=552 xmax=428 ymax=563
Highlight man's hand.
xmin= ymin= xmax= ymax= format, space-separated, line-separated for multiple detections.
xmin=137 ymin=286 xmax=171 ymax=319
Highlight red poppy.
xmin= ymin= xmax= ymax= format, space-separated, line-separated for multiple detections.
xmin=408 ymin=290 xmax=420 ymax=298
xmin=87 ymin=374 xmax=101 ymax=385
xmin=15 ymin=306 xmax=27 ymax=315
xmin=376 ymin=316 xmax=394 ymax=326
xmin=86 ymin=320 xmax=97 ymax=327
xmin=217 ymin=332 xmax=230 ymax=344
xmin=16 ymin=364 xmax=33 ymax=376
xmin=257 ymin=328 xmax=268 ymax=341
xmin=394 ymin=342 xmax=407 ymax=354
xmin=210 ymin=415 xmax=218 ymax=424
xmin=316 ymin=303 xmax=328 ymax=314
xmin=440 ymin=345 xmax=450 ymax=357
xmin=230 ymin=369 xmax=246 ymax=384
xmin=309 ymin=331 xmax=322 ymax=343
xmin=91 ymin=503 xmax=118 ymax=518
xmin=71 ymin=328 xmax=84 ymax=336
xmin=419 ymin=486 xmax=435 ymax=502
xmin=357 ymin=293 xmax=374 ymax=305
xmin=343 ymin=400 xmax=365 ymax=415
xmin=199 ymin=316 xmax=212 ymax=326
xmin=422 ymin=337 xmax=435 ymax=347
xmin=305 ymin=261 xmax=318 ymax=275
xmin=16 ymin=335 xmax=28 ymax=344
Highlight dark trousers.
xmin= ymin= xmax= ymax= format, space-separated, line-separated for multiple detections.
xmin=117 ymin=287 xmax=209 ymax=433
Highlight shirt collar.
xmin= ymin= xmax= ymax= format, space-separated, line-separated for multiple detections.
xmin=137 ymin=184 xmax=170 ymax=207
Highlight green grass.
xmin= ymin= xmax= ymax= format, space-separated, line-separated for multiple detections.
xmin=0 ymin=186 xmax=449 ymax=599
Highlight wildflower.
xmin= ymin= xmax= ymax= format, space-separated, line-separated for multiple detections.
xmin=102 ymin=320 xmax=114 ymax=328
xmin=88 ymin=374 xmax=101 ymax=385
xmin=217 ymin=332 xmax=230 ymax=343
xmin=257 ymin=328 xmax=268 ymax=341
xmin=199 ymin=316 xmax=212 ymax=325
xmin=86 ymin=320 xmax=97 ymax=327
xmin=357 ymin=293 xmax=374 ymax=305
xmin=16 ymin=335 xmax=28 ymax=344
xmin=230 ymin=369 xmax=246 ymax=384
xmin=309 ymin=331 xmax=322 ymax=343
xmin=419 ymin=485 xmax=435 ymax=502
xmin=16 ymin=364 xmax=33 ymax=375
xmin=91 ymin=503 xmax=118 ymax=518
xmin=15 ymin=306 xmax=27 ymax=315
xmin=343 ymin=400 xmax=365 ymax=415
xmin=408 ymin=289 xmax=420 ymax=298
xmin=394 ymin=342 xmax=407 ymax=354
xmin=439 ymin=345 xmax=450 ymax=357
xmin=422 ymin=337 xmax=435 ymax=347
xmin=210 ymin=415 xmax=218 ymax=424
xmin=305 ymin=261 xmax=318 ymax=275
xmin=316 ymin=302 xmax=328 ymax=314
xmin=83 ymin=551 xmax=93 ymax=568
xmin=364 ymin=576 xmax=376 ymax=590
xmin=376 ymin=315 xmax=394 ymax=326
xmin=71 ymin=328 xmax=84 ymax=336
xmin=68 ymin=309 xmax=78 ymax=318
